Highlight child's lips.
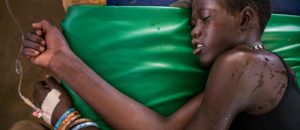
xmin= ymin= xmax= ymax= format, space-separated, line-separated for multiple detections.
xmin=193 ymin=44 xmax=203 ymax=55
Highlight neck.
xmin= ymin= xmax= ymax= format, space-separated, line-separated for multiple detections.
xmin=242 ymin=30 xmax=261 ymax=47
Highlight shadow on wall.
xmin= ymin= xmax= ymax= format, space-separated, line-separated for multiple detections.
xmin=0 ymin=0 xmax=64 ymax=129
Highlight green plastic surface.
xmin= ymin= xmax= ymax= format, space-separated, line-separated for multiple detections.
xmin=262 ymin=14 xmax=300 ymax=85
xmin=61 ymin=6 xmax=207 ymax=129
xmin=61 ymin=5 xmax=300 ymax=129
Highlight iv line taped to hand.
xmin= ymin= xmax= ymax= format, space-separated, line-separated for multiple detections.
xmin=5 ymin=0 xmax=40 ymax=112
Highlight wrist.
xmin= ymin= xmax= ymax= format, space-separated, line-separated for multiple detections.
xmin=53 ymin=107 xmax=99 ymax=130
xmin=48 ymin=49 xmax=77 ymax=76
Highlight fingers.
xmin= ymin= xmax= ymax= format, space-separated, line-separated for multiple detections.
xmin=32 ymin=20 xmax=54 ymax=33
xmin=26 ymin=32 xmax=45 ymax=45
xmin=32 ymin=23 xmax=42 ymax=30
xmin=23 ymin=30 xmax=46 ymax=58
xmin=24 ymin=39 xmax=45 ymax=51
xmin=23 ymin=41 xmax=45 ymax=57
xmin=31 ymin=29 xmax=46 ymax=45
xmin=22 ymin=48 xmax=40 ymax=57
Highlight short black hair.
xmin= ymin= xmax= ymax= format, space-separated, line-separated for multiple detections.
xmin=219 ymin=0 xmax=272 ymax=35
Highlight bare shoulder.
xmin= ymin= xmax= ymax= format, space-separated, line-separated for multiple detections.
xmin=190 ymin=46 xmax=288 ymax=129
xmin=211 ymin=45 xmax=288 ymax=115
xmin=213 ymin=45 xmax=286 ymax=74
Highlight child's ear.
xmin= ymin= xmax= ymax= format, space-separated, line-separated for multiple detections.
xmin=239 ymin=7 xmax=256 ymax=31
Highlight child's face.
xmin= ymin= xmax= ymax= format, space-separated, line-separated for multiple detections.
xmin=191 ymin=0 xmax=242 ymax=67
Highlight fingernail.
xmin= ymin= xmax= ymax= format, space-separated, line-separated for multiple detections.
xmin=34 ymin=51 xmax=40 ymax=55
xmin=36 ymin=30 xmax=42 ymax=36
xmin=40 ymin=47 xmax=45 ymax=51
xmin=41 ymin=41 xmax=46 ymax=45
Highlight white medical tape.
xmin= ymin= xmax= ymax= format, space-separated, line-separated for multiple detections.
xmin=41 ymin=89 xmax=61 ymax=125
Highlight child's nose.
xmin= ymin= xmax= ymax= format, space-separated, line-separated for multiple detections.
xmin=191 ymin=26 xmax=202 ymax=38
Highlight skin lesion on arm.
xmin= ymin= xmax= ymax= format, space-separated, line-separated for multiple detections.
xmin=187 ymin=49 xmax=264 ymax=130
xmin=188 ymin=48 xmax=289 ymax=130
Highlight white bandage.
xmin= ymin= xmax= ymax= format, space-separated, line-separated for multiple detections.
xmin=41 ymin=89 xmax=61 ymax=125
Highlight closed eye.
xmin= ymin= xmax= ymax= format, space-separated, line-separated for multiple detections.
xmin=201 ymin=16 xmax=210 ymax=22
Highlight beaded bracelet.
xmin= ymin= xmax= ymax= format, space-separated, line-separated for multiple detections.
xmin=64 ymin=114 xmax=82 ymax=130
xmin=54 ymin=108 xmax=75 ymax=130
xmin=58 ymin=111 xmax=79 ymax=130
xmin=71 ymin=122 xmax=99 ymax=130
xmin=68 ymin=118 xmax=92 ymax=129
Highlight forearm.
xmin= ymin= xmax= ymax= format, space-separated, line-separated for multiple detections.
xmin=167 ymin=93 xmax=204 ymax=129
xmin=24 ymin=20 xmax=201 ymax=129
xmin=49 ymin=52 xmax=172 ymax=130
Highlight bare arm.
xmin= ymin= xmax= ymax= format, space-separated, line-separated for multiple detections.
xmin=23 ymin=20 xmax=204 ymax=130
xmin=50 ymin=45 xmax=203 ymax=130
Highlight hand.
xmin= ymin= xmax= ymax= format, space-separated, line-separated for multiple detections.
xmin=23 ymin=20 xmax=72 ymax=68
xmin=33 ymin=75 xmax=72 ymax=125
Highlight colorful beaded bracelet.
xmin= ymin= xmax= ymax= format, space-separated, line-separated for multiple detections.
xmin=54 ymin=108 xmax=75 ymax=130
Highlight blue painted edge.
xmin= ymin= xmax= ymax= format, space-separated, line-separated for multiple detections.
xmin=272 ymin=0 xmax=300 ymax=15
